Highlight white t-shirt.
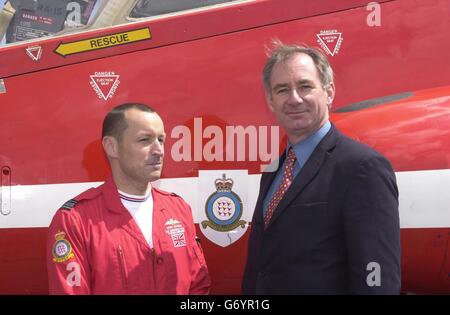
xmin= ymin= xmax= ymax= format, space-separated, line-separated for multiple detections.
xmin=118 ymin=188 xmax=153 ymax=248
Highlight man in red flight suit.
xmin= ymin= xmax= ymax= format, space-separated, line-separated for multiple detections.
xmin=47 ymin=103 xmax=211 ymax=294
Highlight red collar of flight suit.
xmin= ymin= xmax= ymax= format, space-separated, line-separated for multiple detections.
xmin=80 ymin=175 xmax=168 ymax=216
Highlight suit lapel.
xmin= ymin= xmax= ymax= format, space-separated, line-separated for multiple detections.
xmin=265 ymin=125 xmax=339 ymax=229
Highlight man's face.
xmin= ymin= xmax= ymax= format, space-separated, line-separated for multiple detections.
xmin=116 ymin=109 xmax=165 ymax=188
xmin=268 ymin=53 xmax=335 ymax=144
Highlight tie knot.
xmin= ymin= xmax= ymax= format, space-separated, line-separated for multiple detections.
xmin=286 ymin=147 xmax=296 ymax=165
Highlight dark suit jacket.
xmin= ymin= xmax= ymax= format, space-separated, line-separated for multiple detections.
xmin=242 ymin=124 xmax=401 ymax=294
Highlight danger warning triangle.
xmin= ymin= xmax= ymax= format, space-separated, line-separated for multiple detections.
xmin=316 ymin=32 xmax=343 ymax=56
xmin=25 ymin=46 xmax=42 ymax=61
xmin=89 ymin=74 xmax=120 ymax=100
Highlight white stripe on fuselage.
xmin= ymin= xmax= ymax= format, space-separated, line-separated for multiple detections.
xmin=0 ymin=169 xmax=449 ymax=229
xmin=396 ymin=169 xmax=450 ymax=228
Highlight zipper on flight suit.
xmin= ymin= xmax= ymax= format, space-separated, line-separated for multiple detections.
xmin=150 ymin=247 xmax=157 ymax=292
xmin=117 ymin=245 xmax=129 ymax=289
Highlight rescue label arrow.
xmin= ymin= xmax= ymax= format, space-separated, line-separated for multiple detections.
xmin=55 ymin=27 xmax=151 ymax=57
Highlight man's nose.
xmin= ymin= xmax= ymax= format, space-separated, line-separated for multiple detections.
xmin=152 ymin=140 xmax=164 ymax=156
xmin=287 ymin=89 xmax=304 ymax=105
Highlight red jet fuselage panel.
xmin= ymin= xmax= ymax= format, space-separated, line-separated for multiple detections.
xmin=0 ymin=0 xmax=449 ymax=294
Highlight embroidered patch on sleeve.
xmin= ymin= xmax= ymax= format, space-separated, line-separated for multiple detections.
xmin=52 ymin=231 xmax=75 ymax=263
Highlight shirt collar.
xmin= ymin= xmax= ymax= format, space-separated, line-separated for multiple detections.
xmin=287 ymin=121 xmax=331 ymax=169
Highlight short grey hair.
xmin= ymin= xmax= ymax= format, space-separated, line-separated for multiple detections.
xmin=262 ymin=40 xmax=334 ymax=97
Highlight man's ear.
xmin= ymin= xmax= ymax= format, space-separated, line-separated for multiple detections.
xmin=102 ymin=136 xmax=119 ymax=159
xmin=325 ymin=82 xmax=336 ymax=107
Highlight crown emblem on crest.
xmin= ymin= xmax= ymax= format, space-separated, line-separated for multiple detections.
xmin=215 ymin=174 xmax=234 ymax=192
xmin=54 ymin=231 xmax=66 ymax=240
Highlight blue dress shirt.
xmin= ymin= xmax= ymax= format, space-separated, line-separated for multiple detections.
xmin=263 ymin=121 xmax=331 ymax=216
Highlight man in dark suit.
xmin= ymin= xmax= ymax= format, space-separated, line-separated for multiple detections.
xmin=242 ymin=42 xmax=401 ymax=294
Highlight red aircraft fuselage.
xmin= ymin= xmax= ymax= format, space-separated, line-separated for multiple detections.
xmin=0 ymin=0 xmax=449 ymax=294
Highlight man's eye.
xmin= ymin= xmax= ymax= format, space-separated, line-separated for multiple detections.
xmin=139 ymin=138 xmax=149 ymax=142
xmin=276 ymin=89 xmax=288 ymax=94
xmin=159 ymin=138 xmax=165 ymax=144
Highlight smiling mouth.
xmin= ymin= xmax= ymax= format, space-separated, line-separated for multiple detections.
xmin=287 ymin=111 xmax=307 ymax=115
xmin=146 ymin=162 xmax=162 ymax=166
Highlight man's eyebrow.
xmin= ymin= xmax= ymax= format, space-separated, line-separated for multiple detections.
xmin=137 ymin=131 xmax=166 ymax=136
xmin=272 ymin=83 xmax=289 ymax=90
xmin=272 ymin=79 xmax=314 ymax=90
xmin=136 ymin=131 xmax=155 ymax=138
xmin=296 ymin=79 xmax=314 ymax=85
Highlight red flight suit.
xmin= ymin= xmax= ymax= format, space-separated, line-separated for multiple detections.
xmin=47 ymin=177 xmax=210 ymax=294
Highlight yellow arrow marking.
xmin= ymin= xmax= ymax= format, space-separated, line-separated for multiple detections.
xmin=55 ymin=28 xmax=151 ymax=57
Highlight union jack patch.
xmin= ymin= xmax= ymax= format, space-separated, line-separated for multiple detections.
xmin=171 ymin=233 xmax=186 ymax=248
xmin=165 ymin=219 xmax=186 ymax=248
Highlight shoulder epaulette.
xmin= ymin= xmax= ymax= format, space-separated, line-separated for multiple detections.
xmin=59 ymin=187 xmax=101 ymax=211
xmin=171 ymin=192 xmax=183 ymax=199
xmin=152 ymin=187 xmax=183 ymax=199
xmin=77 ymin=187 xmax=102 ymax=200
xmin=60 ymin=199 xmax=78 ymax=211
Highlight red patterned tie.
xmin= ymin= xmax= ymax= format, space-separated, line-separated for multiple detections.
xmin=264 ymin=148 xmax=297 ymax=228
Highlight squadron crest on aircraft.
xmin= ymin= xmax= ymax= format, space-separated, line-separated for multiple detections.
xmin=202 ymin=174 xmax=246 ymax=232
xmin=199 ymin=171 xmax=249 ymax=247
